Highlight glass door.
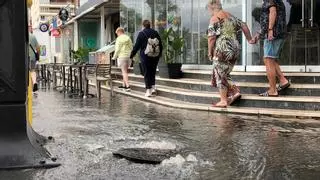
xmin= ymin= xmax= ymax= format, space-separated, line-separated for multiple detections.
xmin=287 ymin=0 xmax=320 ymax=72
xmin=246 ymin=0 xmax=320 ymax=72
xmin=305 ymin=0 xmax=320 ymax=72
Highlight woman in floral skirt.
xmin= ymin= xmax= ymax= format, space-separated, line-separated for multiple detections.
xmin=207 ymin=0 xmax=255 ymax=108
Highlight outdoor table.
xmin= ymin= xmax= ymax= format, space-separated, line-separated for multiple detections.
xmin=49 ymin=63 xmax=64 ymax=90
xmin=36 ymin=63 xmax=49 ymax=89
xmin=52 ymin=63 xmax=95 ymax=98
xmin=40 ymin=63 xmax=48 ymax=82
xmin=66 ymin=64 xmax=86 ymax=98
xmin=54 ymin=64 xmax=69 ymax=93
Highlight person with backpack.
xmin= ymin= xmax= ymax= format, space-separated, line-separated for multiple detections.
xmin=130 ymin=20 xmax=163 ymax=97
xmin=28 ymin=26 xmax=40 ymax=92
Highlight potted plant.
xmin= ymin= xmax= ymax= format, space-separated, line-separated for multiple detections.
xmin=132 ymin=55 xmax=144 ymax=76
xmin=71 ymin=47 xmax=92 ymax=64
xmin=158 ymin=27 xmax=184 ymax=79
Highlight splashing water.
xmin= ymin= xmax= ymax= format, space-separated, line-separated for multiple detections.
xmin=134 ymin=141 xmax=177 ymax=150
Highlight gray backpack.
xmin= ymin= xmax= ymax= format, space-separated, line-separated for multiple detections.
xmin=142 ymin=31 xmax=160 ymax=57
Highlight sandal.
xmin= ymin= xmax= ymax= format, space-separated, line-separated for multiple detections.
xmin=228 ymin=93 xmax=241 ymax=105
xmin=277 ymin=82 xmax=291 ymax=92
xmin=259 ymin=91 xmax=278 ymax=97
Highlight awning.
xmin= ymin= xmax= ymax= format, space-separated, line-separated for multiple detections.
xmin=95 ymin=41 xmax=115 ymax=53
xmin=64 ymin=0 xmax=109 ymax=26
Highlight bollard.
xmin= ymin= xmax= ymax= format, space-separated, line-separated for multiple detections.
xmin=0 ymin=0 xmax=60 ymax=169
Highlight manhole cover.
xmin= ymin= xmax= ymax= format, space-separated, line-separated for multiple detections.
xmin=113 ymin=148 xmax=177 ymax=164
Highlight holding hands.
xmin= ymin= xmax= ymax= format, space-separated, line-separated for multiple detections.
xmin=249 ymin=33 xmax=260 ymax=44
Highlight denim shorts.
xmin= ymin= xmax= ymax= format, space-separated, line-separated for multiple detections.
xmin=263 ymin=38 xmax=284 ymax=59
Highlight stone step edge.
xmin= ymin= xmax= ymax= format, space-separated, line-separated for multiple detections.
xmin=183 ymin=70 xmax=320 ymax=76
xmin=112 ymin=72 xmax=320 ymax=89
xmin=91 ymin=82 xmax=320 ymax=118
xmin=113 ymin=80 xmax=320 ymax=103
xmin=112 ymin=67 xmax=320 ymax=77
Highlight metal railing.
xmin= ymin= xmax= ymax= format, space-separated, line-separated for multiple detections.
xmin=40 ymin=0 xmax=75 ymax=4
xmin=40 ymin=7 xmax=75 ymax=14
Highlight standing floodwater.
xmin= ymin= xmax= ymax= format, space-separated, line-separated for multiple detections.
xmin=1 ymin=91 xmax=319 ymax=180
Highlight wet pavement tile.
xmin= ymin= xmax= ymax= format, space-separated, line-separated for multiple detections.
xmin=0 ymin=90 xmax=320 ymax=180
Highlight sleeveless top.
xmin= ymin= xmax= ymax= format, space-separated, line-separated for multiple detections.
xmin=208 ymin=15 xmax=243 ymax=62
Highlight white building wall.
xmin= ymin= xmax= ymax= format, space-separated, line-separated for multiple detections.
xmin=33 ymin=29 xmax=52 ymax=63
xmin=80 ymin=0 xmax=89 ymax=6
xmin=30 ymin=0 xmax=76 ymax=63
xmin=30 ymin=0 xmax=40 ymax=28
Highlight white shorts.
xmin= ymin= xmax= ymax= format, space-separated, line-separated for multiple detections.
xmin=117 ymin=57 xmax=132 ymax=68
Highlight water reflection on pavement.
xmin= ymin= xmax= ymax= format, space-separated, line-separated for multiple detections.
xmin=0 ymin=90 xmax=319 ymax=180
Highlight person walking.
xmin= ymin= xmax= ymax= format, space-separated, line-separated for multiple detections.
xmin=130 ymin=20 xmax=163 ymax=97
xmin=112 ymin=27 xmax=133 ymax=92
xmin=29 ymin=26 xmax=40 ymax=92
xmin=251 ymin=0 xmax=290 ymax=97
xmin=207 ymin=0 xmax=255 ymax=108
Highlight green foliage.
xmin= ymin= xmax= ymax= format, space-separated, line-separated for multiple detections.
xmin=71 ymin=47 xmax=95 ymax=63
xmin=161 ymin=27 xmax=184 ymax=64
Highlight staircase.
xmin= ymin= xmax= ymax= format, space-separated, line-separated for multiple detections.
xmin=108 ymin=68 xmax=320 ymax=118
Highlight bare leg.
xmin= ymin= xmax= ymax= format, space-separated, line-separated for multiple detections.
xmin=273 ymin=60 xmax=289 ymax=85
xmin=31 ymin=71 xmax=37 ymax=85
xmin=213 ymin=61 xmax=234 ymax=107
xmin=215 ymin=88 xmax=228 ymax=107
xmin=121 ymin=64 xmax=129 ymax=87
xmin=264 ymin=58 xmax=278 ymax=95
xmin=227 ymin=84 xmax=241 ymax=105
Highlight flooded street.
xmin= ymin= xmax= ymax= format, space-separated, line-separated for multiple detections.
xmin=1 ymin=90 xmax=320 ymax=180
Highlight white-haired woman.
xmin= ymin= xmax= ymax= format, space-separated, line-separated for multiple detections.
xmin=207 ymin=0 xmax=255 ymax=108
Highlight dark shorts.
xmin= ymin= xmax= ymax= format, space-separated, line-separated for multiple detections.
xmin=263 ymin=38 xmax=284 ymax=59
xmin=29 ymin=60 xmax=36 ymax=70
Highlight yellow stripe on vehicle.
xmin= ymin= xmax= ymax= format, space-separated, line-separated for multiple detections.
xmin=27 ymin=73 xmax=33 ymax=125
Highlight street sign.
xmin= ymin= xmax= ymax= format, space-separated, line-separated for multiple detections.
xmin=39 ymin=23 xmax=49 ymax=32
xmin=59 ymin=8 xmax=69 ymax=22
xmin=51 ymin=29 xmax=61 ymax=37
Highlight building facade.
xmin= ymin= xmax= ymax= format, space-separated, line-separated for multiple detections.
xmin=120 ymin=0 xmax=320 ymax=72
xmin=31 ymin=0 xmax=76 ymax=29
xmin=68 ymin=0 xmax=320 ymax=72
xmin=30 ymin=0 xmax=77 ymax=63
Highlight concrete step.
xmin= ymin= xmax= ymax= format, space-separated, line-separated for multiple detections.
xmin=113 ymin=73 xmax=320 ymax=96
xmin=112 ymin=67 xmax=320 ymax=84
xmin=97 ymin=83 xmax=320 ymax=118
xmin=112 ymin=80 xmax=320 ymax=111
xmin=183 ymin=70 xmax=320 ymax=84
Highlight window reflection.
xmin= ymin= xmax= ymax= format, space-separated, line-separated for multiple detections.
xmin=120 ymin=0 xmax=242 ymax=65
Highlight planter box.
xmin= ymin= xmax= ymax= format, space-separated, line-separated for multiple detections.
xmin=158 ymin=63 xmax=182 ymax=79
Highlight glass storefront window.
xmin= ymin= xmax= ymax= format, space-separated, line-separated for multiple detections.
xmin=246 ymin=0 xmax=320 ymax=72
xmin=118 ymin=0 xmax=320 ymax=71
xmin=120 ymin=0 xmax=244 ymax=65
xmin=62 ymin=25 xmax=74 ymax=63
xmin=246 ymin=1 xmax=263 ymax=66
xmin=78 ymin=20 xmax=99 ymax=50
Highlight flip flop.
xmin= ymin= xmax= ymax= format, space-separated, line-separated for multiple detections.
xmin=259 ymin=91 xmax=279 ymax=97
xmin=277 ymin=82 xmax=291 ymax=92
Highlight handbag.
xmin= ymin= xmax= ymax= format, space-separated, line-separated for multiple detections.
xmin=30 ymin=44 xmax=40 ymax=61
